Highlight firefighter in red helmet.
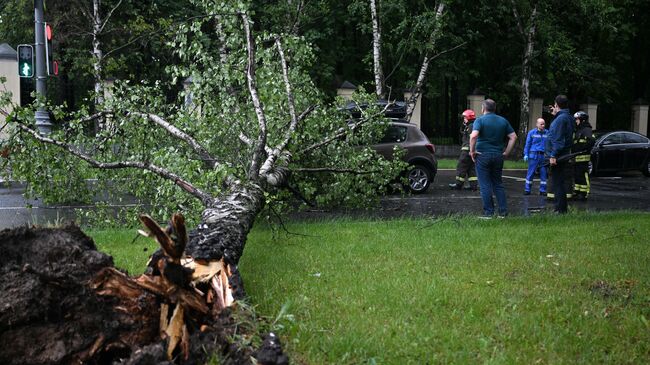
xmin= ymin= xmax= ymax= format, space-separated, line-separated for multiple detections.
xmin=449 ymin=109 xmax=478 ymax=190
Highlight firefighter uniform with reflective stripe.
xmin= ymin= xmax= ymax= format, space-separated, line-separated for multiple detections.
xmin=523 ymin=127 xmax=548 ymax=194
xmin=452 ymin=121 xmax=478 ymax=189
xmin=546 ymin=109 xmax=575 ymax=202
xmin=572 ymin=120 xmax=594 ymax=199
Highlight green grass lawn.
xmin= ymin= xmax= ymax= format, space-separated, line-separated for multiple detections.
xmin=90 ymin=212 xmax=650 ymax=364
xmin=438 ymin=158 xmax=527 ymax=170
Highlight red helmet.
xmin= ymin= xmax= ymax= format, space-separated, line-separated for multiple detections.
xmin=462 ymin=109 xmax=476 ymax=121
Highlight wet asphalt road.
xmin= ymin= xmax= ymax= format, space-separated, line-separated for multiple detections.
xmin=1 ymin=169 xmax=649 ymax=229
xmin=0 ymin=181 xmax=143 ymax=230
xmin=296 ymin=169 xmax=650 ymax=220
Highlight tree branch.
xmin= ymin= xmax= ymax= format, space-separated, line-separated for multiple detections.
xmin=101 ymin=27 xmax=167 ymax=60
xmin=297 ymin=105 xmax=389 ymax=156
xmin=405 ymin=2 xmax=446 ymax=121
xmin=428 ymin=41 xmax=466 ymax=62
xmin=293 ymin=167 xmax=381 ymax=174
xmin=99 ymin=0 xmax=125 ymax=33
xmin=78 ymin=111 xmax=111 ymax=124
xmin=286 ymin=0 xmax=306 ymax=35
xmin=239 ymin=133 xmax=273 ymax=155
xmin=240 ymin=12 xmax=268 ymax=181
xmin=510 ymin=0 xmax=527 ymax=39
xmin=259 ymin=38 xmax=301 ymax=177
xmin=16 ymin=124 xmax=214 ymax=205
xmin=133 ymin=112 xmax=220 ymax=170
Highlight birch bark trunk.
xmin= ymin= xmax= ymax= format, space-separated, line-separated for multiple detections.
xmin=92 ymin=0 xmax=104 ymax=132
xmin=370 ymin=0 xmax=384 ymax=98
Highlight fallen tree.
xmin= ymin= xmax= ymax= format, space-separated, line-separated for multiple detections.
xmin=0 ymin=2 xmax=403 ymax=363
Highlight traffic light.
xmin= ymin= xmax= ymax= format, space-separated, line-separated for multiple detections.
xmin=17 ymin=44 xmax=34 ymax=78
xmin=44 ymin=22 xmax=58 ymax=76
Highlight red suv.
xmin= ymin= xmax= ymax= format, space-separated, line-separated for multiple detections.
xmin=372 ymin=121 xmax=437 ymax=193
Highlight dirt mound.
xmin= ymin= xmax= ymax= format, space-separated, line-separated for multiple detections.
xmin=0 ymin=224 xmax=286 ymax=365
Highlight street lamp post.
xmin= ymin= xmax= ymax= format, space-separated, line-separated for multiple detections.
xmin=34 ymin=0 xmax=51 ymax=135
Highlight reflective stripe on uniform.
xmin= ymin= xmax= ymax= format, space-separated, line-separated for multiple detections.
xmin=574 ymin=184 xmax=589 ymax=192
xmin=461 ymin=146 xmax=470 ymax=151
xmin=575 ymin=155 xmax=590 ymax=162
xmin=547 ymin=193 xmax=573 ymax=198
xmin=456 ymin=177 xmax=466 ymax=182
xmin=468 ymin=177 xmax=478 ymax=181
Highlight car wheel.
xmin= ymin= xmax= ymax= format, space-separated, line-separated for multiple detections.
xmin=642 ymin=161 xmax=650 ymax=177
xmin=406 ymin=164 xmax=431 ymax=194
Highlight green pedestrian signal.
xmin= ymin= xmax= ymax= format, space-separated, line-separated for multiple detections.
xmin=17 ymin=44 xmax=34 ymax=78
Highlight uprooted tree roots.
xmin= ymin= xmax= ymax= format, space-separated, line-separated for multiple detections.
xmin=0 ymin=214 xmax=288 ymax=365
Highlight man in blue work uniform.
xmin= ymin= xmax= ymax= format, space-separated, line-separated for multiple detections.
xmin=523 ymin=117 xmax=548 ymax=195
xmin=546 ymin=95 xmax=574 ymax=214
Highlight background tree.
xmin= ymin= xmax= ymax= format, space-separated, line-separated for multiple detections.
xmin=369 ymin=0 xmax=385 ymax=98
xmin=510 ymin=0 xmax=537 ymax=156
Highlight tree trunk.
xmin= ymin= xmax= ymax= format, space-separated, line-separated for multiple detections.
xmin=188 ymin=183 xmax=266 ymax=295
xmin=370 ymin=0 xmax=384 ymax=98
xmin=92 ymin=0 xmax=105 ymax=133
xmin=514 ymin=6 xmax=537 ymax=158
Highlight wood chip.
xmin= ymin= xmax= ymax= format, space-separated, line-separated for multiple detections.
xmin=220 ymin=267 xmax=234 ymax=307
xmin=140 ymin=214 xmax=182 ymax=262
xmin=88 ymin=334 xmax=106 ymax=358
xmin=181 ymin=324 xmax=190 ymax=361
xmin=182 ymin=257 xmax=224 ymax=284
xmin=159 ymin=303 xmax=169 ymax=336
xmin=165 ymin=305 xmax=184 ymax=360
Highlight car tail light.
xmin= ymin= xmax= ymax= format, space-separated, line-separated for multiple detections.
xmin=425 ymin=143 xmax=435 ymax=154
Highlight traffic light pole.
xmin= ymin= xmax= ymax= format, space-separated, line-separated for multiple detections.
xmin=34 ymin=0 xmax=51 ymax=135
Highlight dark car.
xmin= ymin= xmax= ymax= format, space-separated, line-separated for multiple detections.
xmin=589 ymin=131 xmax=650 ymax=176
xmin=342 ymin=99 xmax=407 ymax=119
xmin=371 ymin=121 xmax=438 ymax=193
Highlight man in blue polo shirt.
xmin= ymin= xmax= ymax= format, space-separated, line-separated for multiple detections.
xmin=469 ymin=99 xmax=517 ymax=218
xmin=546 ymin=94 xmax=574 ymax=214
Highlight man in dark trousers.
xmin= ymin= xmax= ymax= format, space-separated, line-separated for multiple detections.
xmin=572 ymin=111 xmax=594 ymax=200
xmin=523 ymin=117 xmax=548 ymax=195
xmin=469 ymin=99 xmax=517 ymax=218
xmin=546 ymin=95 xmax=575 ymax=214
xmin=449 ymin=109 xmax=478 ymax=191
